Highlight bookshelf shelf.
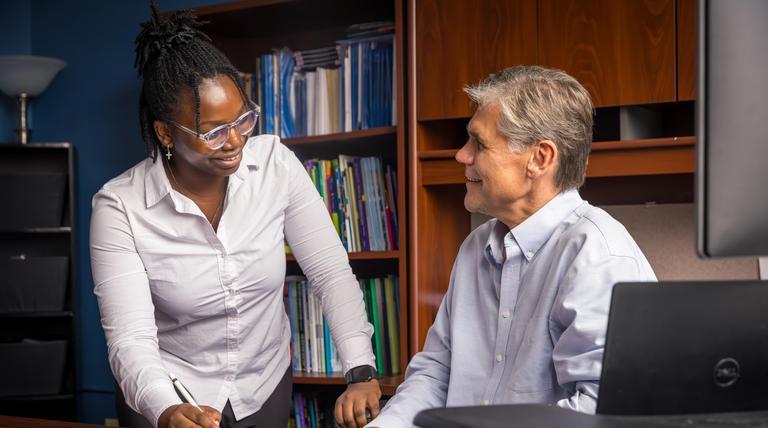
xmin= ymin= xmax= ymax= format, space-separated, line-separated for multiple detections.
xmin=293 ymin=372 xmax=403 ymax=396
xmin=283 ymin=127 xmax=397 ymax=146
xmin=0 ymin=227 xmax=71 ymax=234
xmin=0 ymin=144 xmax=77 ymax=421
xmin=0 ymin=311 xmax=73 ymax=319
xmin=0 ymin=394 xmax=74 ymax=403
xmin=418 ymin=136 xmax=696 ymax=186
xmin=286 ymin=251 xmax=400 ymax=262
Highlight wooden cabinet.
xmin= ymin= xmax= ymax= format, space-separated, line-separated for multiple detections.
xmin=538 ymin=0 xmax=677 ymax=107
xmin=677 ymin=0 xmax=697 ymax=101
xmin=415 ymin=0 xmax=537 ymax=120
xmin=408 ymin=0 xmax=696 ymax=351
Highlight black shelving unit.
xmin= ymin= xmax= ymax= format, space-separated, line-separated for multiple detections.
xmin=0 ymin=143 xmax=77 ymax=420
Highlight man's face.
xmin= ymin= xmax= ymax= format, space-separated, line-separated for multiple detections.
xmin=455 ymin=104 xmax=534 ymax=218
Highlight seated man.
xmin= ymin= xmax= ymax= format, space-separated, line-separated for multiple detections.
xmin=360 ymin=66 xmax=657 ymax=427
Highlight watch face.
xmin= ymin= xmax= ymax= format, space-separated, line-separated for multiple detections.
xmin=347 ymin=365 xmax=378 ymax=383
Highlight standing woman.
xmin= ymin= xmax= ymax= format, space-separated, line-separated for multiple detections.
xmin=90 ymin=3 xmax=381 ymax=427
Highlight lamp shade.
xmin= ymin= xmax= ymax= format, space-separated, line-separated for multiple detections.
xmin=0 ymin=55 xmax=66 ymax=97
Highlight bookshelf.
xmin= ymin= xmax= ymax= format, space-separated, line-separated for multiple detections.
xmin=0 ymin=143 xmax=77 ymax=421
xmin=192 ymin=0 xmax=408 ymax=403
xmin=407 ymin=0 xmax=698 ymax=351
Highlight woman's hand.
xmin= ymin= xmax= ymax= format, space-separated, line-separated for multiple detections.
xmin=158 ymin=403 xmax=221 ymax=428
xmin=334 ymin=379 xmax=382 ymax=428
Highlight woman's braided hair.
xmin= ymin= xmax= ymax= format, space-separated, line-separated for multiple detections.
xmin=134 ymin=0 xmax=246 ymax=161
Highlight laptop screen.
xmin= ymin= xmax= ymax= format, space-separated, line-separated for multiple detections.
xmin=597 ymin=281 xmax=768 ymax=415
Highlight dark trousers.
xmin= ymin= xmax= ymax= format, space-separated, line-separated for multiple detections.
xmin=116 ymin=367 xmax=293 ymax=428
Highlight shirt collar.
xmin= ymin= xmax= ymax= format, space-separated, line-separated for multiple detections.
xmin=144 ymin=156 xmax=172 ymax=208
xmin=484 ymin=190 xmax=584 ymax=265
xmin=143 ymin=140 xmax=260 ymax=209
xmin=484 ymin=219 xmax=509 ymax=266
xmin=228 ymin=142 xmax=259 ymax=198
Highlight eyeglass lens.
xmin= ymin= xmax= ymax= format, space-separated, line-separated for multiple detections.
xmin=207 ymin=110 xmax=258 ymax=147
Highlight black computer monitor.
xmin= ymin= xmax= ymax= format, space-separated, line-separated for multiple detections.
xmin=696 ymin=0 xmax=768 ymax=258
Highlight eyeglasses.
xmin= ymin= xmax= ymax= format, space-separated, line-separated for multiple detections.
xmin=166 ymin=104 xmax=260 ymax=150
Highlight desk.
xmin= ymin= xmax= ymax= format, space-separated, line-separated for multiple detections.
xmin=0 ymin=415 xmax=109 ymax=428
xmin=413 ymin=404 xmax=768 ymax=428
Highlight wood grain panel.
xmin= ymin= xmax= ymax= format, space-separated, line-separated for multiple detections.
xmin=419 ymin=137 xmax=696 ymax=185
xmin=538 ymin=0 xmax=676 ymax=107
xmin=420 ymin=158 xmax=463 ymax=185
xmin=587 ymin=145 xmax=694 ymax=177
xmin=412 ymin=185 xmax=469 ymax=352
xmin=677 ymin=0 xmax=697 ymax=101
xmin=417 ymin=119 xmax=468 ymax=152
xmin=415 ymin=0 xmax=537 ymax=120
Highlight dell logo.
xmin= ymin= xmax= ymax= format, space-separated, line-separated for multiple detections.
xmin=713 ymin=358 xmax=740 ymax=388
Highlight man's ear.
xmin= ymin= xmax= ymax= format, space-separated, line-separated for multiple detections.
xmin=153 ymin=120 xmax=173 ymax=149
xmin=526 ymin=139 xmax=558 ymax=178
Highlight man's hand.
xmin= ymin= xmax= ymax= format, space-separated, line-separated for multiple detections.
xmin=158 ymin=403 xmax=221 ymax=428
xmin=334 ymin=379 xmax=382 ymax=428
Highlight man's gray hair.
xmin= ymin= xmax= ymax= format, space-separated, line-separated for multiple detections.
xmin=464 ymin=65 xmax=594 ymax=190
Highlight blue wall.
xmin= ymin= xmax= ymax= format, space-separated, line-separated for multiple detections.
xmin=0 ymin=0 xmax=31 ymax=141
xmin=1 ymin=0 xmax=230 ymax=423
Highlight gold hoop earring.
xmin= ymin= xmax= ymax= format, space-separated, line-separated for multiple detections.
xmin=165 ymin=145 xmax=172 ymax=161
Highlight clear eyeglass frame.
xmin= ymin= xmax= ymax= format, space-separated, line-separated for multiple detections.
xmin=167 ymin=103 xmax=261 ymax=150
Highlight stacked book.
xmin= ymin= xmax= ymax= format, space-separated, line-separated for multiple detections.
xmin=247 ymin=25 xmax=395 ymax=138
xmin=285 ymin=275 xmax=401 ymax=377
xmin=286 ymin=276 xmax=342 ymax=374
xmin=289 ymin=392 xmax=333 ymax=428
xmin=304 ymin=155 xmax=398 ymax=253
xmin=359 ymin=275 xmax=401 ymax=377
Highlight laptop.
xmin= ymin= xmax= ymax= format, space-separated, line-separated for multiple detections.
xmin=413 ymin=281 xmax=768 ymax=428
xmin=597 ymin=281 xmax=768 ymax=415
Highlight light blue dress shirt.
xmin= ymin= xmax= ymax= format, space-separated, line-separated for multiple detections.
xmin=371 ymin=190 xmax=657 ymax=427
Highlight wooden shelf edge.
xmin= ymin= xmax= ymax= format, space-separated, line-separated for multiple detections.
xmin=0 ymin=393 xmax=74 ymax=402
xmin=0 ymin=142 xmax=71 ymax=149
xmin=591 ymin=136 xmax=696 ymax=151
xmin=287 ymin=250 xmax=400 ymax=262
xmin=418 ymin=136 xmax=696 ymax=160
xmin=0 ymin=227 xmax=71 ymax=234
xmin=418 ymin=149 xmax=458 ymax=160
xmin=282 ymin=127 xmax=397 ymax=147
xmin=194 ymin=0 xmax=295 ymax=16
xmin=293 ymin=372 xmax=403 ymax=395
xmin=0 ymin=311 xmax=73 ymax=319
xmin=419 ymin=136 xmax=696 ymax=185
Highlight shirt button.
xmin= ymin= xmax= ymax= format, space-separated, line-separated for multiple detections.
xmin=496 ymin=354 xmax=503 ymax=363
xmin=502 ymin=310 xmax=510 ymax=319
xmin=483 ymin=400 xmax=490 ymax=406
xmin=525 ymin=250 xmax=534 ymax=258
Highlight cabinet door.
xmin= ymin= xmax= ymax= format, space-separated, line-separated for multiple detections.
xmin=677 ymin=0 xmax=696 ymax=101
xmin=415 ymin=0 xmax=537 ymax=120
xmin=538 ymin=0 xmax=676 ymax=107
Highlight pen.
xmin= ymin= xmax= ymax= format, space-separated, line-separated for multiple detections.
xmin=169 ymin=373 xmax=202 ymax=410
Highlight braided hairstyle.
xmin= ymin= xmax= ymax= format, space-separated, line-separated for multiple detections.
xmin=134 ymin=0 xmax=247 ymax=161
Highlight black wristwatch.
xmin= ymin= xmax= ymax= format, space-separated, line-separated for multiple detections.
xmin=345 ymin=364 xmax=378 ymax=384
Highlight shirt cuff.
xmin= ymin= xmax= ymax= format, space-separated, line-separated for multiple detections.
xmin=366 ymin=412 xmax=410 ymax=428
xmin=336 ymin=334 xmax=376 ymax=374
xmin=139 ymin=382 xmax=183 ymax=428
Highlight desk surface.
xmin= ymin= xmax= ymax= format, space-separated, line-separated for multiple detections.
xmin=0 ymin=415 xmax=109 ymax=428
xmin=413 ymin=404 xmax=768 ymax=428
